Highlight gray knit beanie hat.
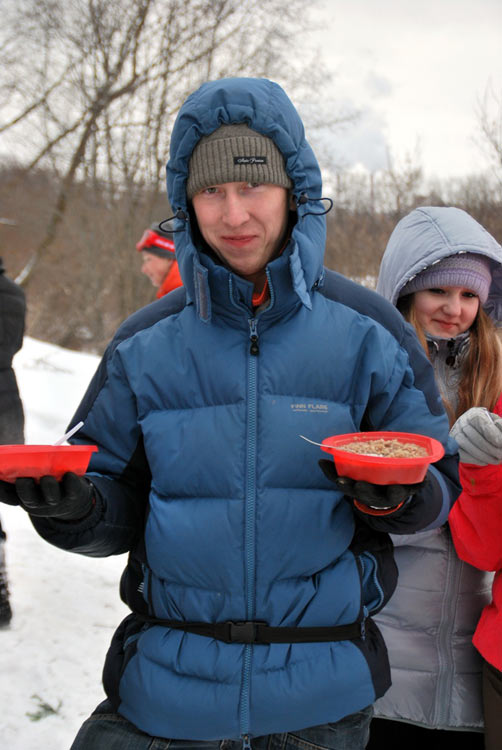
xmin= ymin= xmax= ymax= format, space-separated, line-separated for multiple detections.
xmin=186 ymin=123 xmax=292 ymax=200
xmin=399 ymin=252 xmax=492 ymax=304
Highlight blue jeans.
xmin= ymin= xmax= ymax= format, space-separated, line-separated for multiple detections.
xmin=70 ymin=700 xmax=373 ymax=750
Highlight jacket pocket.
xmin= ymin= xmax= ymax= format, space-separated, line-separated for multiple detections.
xmin=351 ymin=521 xmax=398 ymax=616
xmin=358 ymin=551 xmax=385 ymax=614
xmin=102 ymin=613 xmax=145 ymax=711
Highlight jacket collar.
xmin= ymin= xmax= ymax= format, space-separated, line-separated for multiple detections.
xmin=194 ymin=239 xmax=311 ymax=325
xmin=426 ymin=330 xmax=470 ymax=369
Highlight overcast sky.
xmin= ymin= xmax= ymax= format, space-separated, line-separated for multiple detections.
xmin=309 ymin=0 xmax=502 ymax=180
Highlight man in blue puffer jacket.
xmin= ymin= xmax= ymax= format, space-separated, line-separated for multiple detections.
xmin=0 ymin=78 xmax=460 ymax=750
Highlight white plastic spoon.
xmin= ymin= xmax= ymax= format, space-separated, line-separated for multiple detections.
xmin=53 ymin=421 xmax=84 ymax=446
xmin=299 ymin=435 xmax=325 ymax=447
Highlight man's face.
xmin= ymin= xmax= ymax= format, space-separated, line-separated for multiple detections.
xmin=191 ymin=182 xmax=292 ymax=290
xmin=140 ymin=251 xmax=174 ymax=287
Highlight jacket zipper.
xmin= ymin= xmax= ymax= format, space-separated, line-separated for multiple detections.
xmin=434 ymin=526 xmax=462 ymax=726
xmin=240 ymin=316 xmax=260 ymax=746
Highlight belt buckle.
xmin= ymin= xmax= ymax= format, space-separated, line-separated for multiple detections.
xmin=227 ymin=621 xmax=257 ymax=643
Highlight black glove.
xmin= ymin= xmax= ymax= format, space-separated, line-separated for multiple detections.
xmin=318 ymin=459 xmax=427 ymax=510
xmin=0 ymin=472 xmax=94 ymax=520
xmin=0 ymin=481 xmax=21 ymax=506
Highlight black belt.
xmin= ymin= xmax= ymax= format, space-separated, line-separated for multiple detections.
xmin=135 ymin=615 xmax=366 ymax=644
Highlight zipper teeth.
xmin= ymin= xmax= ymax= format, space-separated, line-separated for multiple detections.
xmin=241 ymin=645 xmax=252 ymax=741
xmin=434 ymin=529 xmax=461 ymax=726
xmin=246 ymin=330 xmax=258 ymax=616
xmin=145 ymin=565 xmax=153 ymax=614
xmin=240 ymin=318 xmax=258 ymax=739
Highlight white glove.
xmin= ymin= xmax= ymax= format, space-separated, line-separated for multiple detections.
xmin=450 ymin=407 xmax=502 ymax=465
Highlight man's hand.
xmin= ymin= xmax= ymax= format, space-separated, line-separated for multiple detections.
xmin=319 ymin=459 xmax=426 ymax=510
xmin=450 ymin=407 xmax=502 ymax=465
xmin=0 ymin=472 xmax=94 ymax=520
xmin=0 ymin=481 xmax=21 ymax=506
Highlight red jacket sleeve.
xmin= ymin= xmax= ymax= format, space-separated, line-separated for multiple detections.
xmin=449 ymin=394 xmax=502 ymax=572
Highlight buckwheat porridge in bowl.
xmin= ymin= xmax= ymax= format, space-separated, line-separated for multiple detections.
xmin=336 ymin=438 xmax=428 ymax=458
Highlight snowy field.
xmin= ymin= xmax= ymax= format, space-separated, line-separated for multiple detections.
xmin=1 ymin=337 xmax=129 ymax=749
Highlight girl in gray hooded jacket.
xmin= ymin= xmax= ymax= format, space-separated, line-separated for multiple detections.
xmin=367 ymin=206 xmax=502 ymax=749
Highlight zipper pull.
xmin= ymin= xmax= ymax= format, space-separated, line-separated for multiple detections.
xmin=361 ymin=606 xmax=368 ymax=640
xmin=242 ymin=735 xmax=252 ymax=750
xmin=249 ymin=319 xmax=259 ymax=356
xmin=445 ymin=339 xmax=456 ymax=367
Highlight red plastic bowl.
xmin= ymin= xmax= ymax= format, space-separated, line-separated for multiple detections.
xmin=0 ymin=444 xmax=98 ymax=483
xmin=321 ymin=431 xmax=444 ymax=485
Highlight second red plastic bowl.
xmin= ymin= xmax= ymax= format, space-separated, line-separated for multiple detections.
xmin=320 ymin=431 xmax=445 ymax=485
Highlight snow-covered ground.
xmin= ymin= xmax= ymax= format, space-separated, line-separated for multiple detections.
xmin=1 ymin=337 xmax=129 ymax=749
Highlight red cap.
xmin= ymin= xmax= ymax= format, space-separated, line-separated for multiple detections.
xmin=136 ymin=228 xmax=175 ymax=256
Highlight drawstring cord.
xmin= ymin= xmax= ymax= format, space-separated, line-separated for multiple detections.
xmin=296 ymin=192 xmax=333 ymax=217
xmin=159 ymin=209 xmax=187 ymax=232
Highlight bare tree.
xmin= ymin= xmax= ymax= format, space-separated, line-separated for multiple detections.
xmin=0 ymin=0 xmax=353 ymax=350
xmin=1 ymin=0 xmax=337 ymax=279
xmin=476 ymin=83 xmax=502 ymax=186
xmin=379 ymin=145 xmax=424 ymax=217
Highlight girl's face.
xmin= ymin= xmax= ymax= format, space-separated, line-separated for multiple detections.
xmin=413 ymin=286 xmax=480 ymax=338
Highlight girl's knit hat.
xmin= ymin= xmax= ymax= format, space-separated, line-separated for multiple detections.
xmin=399 ymin=252 xmax=492 ymax=304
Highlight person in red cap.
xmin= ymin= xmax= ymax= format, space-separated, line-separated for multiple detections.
xmin=136 ymin=220 xmax=183 ymax=298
